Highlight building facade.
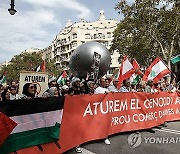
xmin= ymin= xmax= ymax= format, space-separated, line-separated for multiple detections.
xmin=52 ymin=10 xmax=120 ymax=73
xmin=39 ymin=45 xmax=54 ymax=62
xmin=0 ymin=61 xmax=10 ymax=71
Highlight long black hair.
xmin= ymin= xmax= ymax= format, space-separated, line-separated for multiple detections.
xmin=1 ymin=89 xmax=10 ymax=101
xmin=22 ymin=83 xmax=35 ymax=98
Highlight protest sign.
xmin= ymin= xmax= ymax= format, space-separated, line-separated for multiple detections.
xmin=19 ymin=71 xmax=48 ymax=97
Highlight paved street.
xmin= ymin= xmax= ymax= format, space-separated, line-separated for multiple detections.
xmin=65 ymin=121 xmax=180 ymax=154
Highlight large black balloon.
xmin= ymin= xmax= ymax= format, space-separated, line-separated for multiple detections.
xmin=69 ymin=41 xmax=111 ymax=79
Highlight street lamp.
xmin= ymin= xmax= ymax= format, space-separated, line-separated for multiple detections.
xmin=8 ymin=0 xmax=17 ymax=15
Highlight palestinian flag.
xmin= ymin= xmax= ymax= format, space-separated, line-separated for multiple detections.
xmin=117 ymin=56 xmax=134 ymax=88
xmin=0 ymin=112 xmax=17 ymax=145
xmin=142 ymin=57 xmax=171 ymax=83
xmin=57 ymin=71 xmax=67 ymax=85
xmin=0 ymin=97 xmax=64 ymax=153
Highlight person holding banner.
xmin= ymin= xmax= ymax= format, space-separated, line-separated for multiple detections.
xmin=119 ymin=79 xmax=131 ymax=92
xmin=94 ymin=77 xmax=109 ymax=94
xmin=86 ymin=81 xmax=95 ymax=94
xmin=94 ymin=77 xmax=111 ymax=145
xmin=108 ymin=78 xmax=120 ymax=92
xmin=145 ymin=80 xmax=157 ymax=93
xmin=10 ymin=85 xmax=20 ymax=100
xmin=68 ymin=77 xmax=82 ymax=95
xmin=68 ymin=77 xmax=83 ymax=153
xmin=42 ymin=80 xmax=58 ymax=98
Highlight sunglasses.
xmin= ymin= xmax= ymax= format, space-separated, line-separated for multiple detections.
xmin=29 ymin=86 xmax=35 ymax=89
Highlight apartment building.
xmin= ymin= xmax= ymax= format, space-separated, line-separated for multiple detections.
xmin=52 ymin=10 xmax=120 ymax=73
xmin=39 ymin=45 xmax=54 ymax=62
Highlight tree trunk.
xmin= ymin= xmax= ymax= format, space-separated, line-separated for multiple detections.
xmin=167 ymin=60 xmax=171 ymax=83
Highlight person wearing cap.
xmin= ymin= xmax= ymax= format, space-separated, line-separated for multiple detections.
xmin=67 ymin=77 xmax=83 ymax=153
xmin=86 ymin=81 xmax=95 ymax=94
xmin=68 ymin=77 xmax=82 ymax=95
xmin=48 ymin=87 xmax=59 ymax=97
xmin=108 ymin=78 xmax=119 ymax=92
xmin=60 ymin=85 xmax=69 ymax=96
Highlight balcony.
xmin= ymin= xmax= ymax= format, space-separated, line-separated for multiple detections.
xmin=91 ymin=34 xmax=105 ymax=40
xmin=56 ymin=51 xmax=60 ymax=56
xmin=60 ymin=56 xmax=70 ymax=63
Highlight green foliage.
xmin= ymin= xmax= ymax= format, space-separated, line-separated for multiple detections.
xmin=111 ymin=0 xmax=180 ymax=68
xmin=0 ymin=52 xmax=61 ymax=84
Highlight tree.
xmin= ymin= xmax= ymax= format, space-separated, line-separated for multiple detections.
xmin=111 ymin=0 xmax=180 ymax=69
xmin=0 ymin=52 xmax=61 ymax=84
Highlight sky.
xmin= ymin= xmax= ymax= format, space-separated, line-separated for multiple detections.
xmin=0 ymin=0 xmax=126 ymax=63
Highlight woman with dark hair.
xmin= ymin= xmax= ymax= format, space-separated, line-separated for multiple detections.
xmin=1 ymin=89 xmax=10 ymax=101
xmin=22 ymin=83 xmax=36 ymax=99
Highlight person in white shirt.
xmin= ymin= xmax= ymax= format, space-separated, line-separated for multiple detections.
xmin=119 ymin=79 xmax=131 ymax=92
xmin=94 ymin=77 xmax=111 ymax=145
xmin=94 ymin=77 xmax=109 ymax=94
xmin=10 ymin=85 xmax=20 ymax=100
xmin=108 ymin=78 xmax=119 ymax=92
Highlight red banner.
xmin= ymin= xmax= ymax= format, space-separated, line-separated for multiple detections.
xmin=15 ymin=92 xmax=180 ymax=154
xmin=59 ymin=92 xmax=180 ymax=152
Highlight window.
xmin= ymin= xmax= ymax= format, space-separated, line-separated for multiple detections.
xmin=62 ymin=38 xmax=66 ymax=43
xmin=107 ymin=32 xmax=111 ymax=38
xmin=72 ymin=33 xmax=77 ymax=39
xmin=94 ymin=34 xmax=97 ymax=39
xmin=104 ymin=41 xmax=108 ymax=47
xmin=56 ymin=40 xmax=61 ymax=45
xmin=85 ymin=34 xmax=90 ymax=39
xmin=72 ymin=41 xmax=77 ymax=47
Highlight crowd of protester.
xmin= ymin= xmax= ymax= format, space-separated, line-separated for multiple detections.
xmin=0 ymin=75 xmax=179 ymax=102
xmin=0 ymin=75 xmax=179 ymax=153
